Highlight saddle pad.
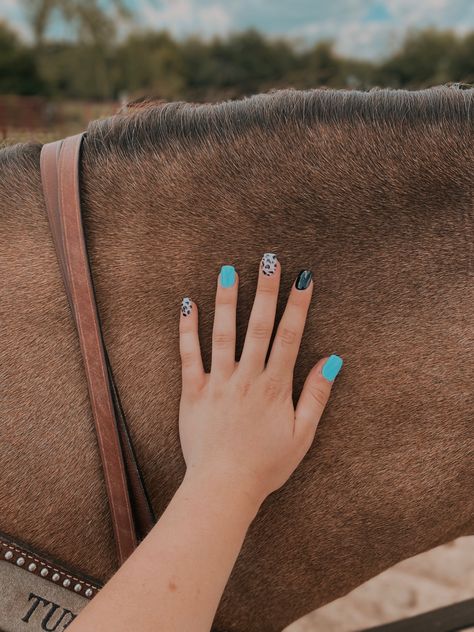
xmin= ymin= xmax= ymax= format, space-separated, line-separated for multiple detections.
xmin=0 ymin=532 xmax=102 ymax=632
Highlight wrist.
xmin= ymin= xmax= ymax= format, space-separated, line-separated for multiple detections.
xmin=181 ymin=467 xmax=265 ymax=521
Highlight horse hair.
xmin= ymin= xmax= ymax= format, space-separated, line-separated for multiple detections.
xmin=84 ymin=86 xmax=473 ymax=159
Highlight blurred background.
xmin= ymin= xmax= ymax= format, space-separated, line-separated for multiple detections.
xmin=1 ymin=2 xmax=474 ymax=630
xmin=0 ymin=0 xmax=473 ymax=145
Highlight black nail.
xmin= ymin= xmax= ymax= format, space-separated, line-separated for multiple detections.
xmin=295 ymin=269 xmax=313 ymax=290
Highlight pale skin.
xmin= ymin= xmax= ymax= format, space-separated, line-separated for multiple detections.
xmin=68 ymin=255 xmax=342 ymax=632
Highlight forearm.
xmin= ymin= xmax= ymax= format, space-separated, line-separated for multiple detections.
xmin=68 ymin=471 xmax=261 ymax=632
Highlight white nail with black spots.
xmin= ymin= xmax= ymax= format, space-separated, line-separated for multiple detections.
xmin=261 ymin=253 xmax=278 ymax=276
xmin=181 ymin=297 xmax=192 ymax=317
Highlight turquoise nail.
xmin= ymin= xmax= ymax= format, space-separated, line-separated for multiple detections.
xmin=322 ymin=354 xmax=343 ymax=381
xmin=220 ymin=265 xmax=236 ymax=288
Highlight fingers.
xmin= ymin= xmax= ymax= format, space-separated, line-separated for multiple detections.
xmin=211 ymin=265 xmax=239 ymax=381
xmin=265 ymin=269 xmax=314 ymax=383
xmin=179 ymin=297 xmax=206 ymax=394
xmin=238 ymin=253 xmax=281 ymax=377
xmin=294 ymin=354 xmax=343 ymax=440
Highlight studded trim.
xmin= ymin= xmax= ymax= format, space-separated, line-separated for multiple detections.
xmin=0 ymin=536 xmax=102 ymax=600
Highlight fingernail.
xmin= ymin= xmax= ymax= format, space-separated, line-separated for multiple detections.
xmin=322 ymin=355 xmax=343 ymax=381
xmin=220 ymin=265 xmax=236 ymax=288
xmin=295 ymin=269 xmax=313 ymax=290
xmin=261 ymin=253 xmax=278 ymax=276
xmin=181 ymin=297 xmax=193 ymax=316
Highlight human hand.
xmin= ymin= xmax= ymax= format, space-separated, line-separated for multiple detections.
xmin=178 ymin=254 xmax=342 ymax=509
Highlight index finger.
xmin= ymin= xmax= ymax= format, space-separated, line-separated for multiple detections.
xmin=265 ymin=269 xmax=313 ymax=381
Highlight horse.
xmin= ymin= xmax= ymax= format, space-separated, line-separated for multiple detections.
xmin=1 ymin=86 xmax=473 ymax=632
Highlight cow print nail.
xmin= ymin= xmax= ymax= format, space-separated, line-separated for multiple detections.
xmin=261 ymin=253 xmax=278 ymax=276
xmin=181 ymin=297 xmax=192 ymax=316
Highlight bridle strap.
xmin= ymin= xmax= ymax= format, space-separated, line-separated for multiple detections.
xmin=40 ymin=133 xmax=154 ymax=566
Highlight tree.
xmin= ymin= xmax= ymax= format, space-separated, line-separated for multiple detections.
xmin=183 ymin=29 xmax=298 ymax=98
xmin=376 ymin=28 xmax=461 ymax=87
xmin=22 ymin=0 xmax=131 ymax=47
xmin=0 ymin=21 xmax=43 ymax=95
xmin=448 ymin=32 xmax=474 ymax=85
xmin=292 ymin=41 xmax=343 ymax=88
xmin=116 ymin=31 xmax=186 ymax=100
xmin=22 ymin=0 xmax=133 ymax=99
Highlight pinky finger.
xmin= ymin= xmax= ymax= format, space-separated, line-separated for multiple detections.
xmin=294 ymin=354 xmax=343 ymax=443
xmin=179 ymin=297 xmax=206 ymax=394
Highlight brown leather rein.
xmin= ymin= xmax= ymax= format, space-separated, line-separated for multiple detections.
xmin=40 ymin=133 xmax=155 ymax=567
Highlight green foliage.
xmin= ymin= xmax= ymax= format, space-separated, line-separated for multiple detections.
xmin=0 ymin=6 xmax=472 ymax=100
xmin=0 ymin=21 xmax=43 ymax=95
xmin=115 ymin=31 xmax=186 ymax=99
xmin=375 ymin=28 xmax=472 ymax=87
xmin=22 ymin=0 xmax=131 ymax=46
xmin=447 ymin=31 xmax=474 ymax=85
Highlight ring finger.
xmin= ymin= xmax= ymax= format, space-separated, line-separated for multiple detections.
xmin=265 ymin=269 xmax=314 ymax=383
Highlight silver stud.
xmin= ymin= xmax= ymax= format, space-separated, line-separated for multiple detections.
xmin=52 ymin=573 xmax=60 ymax=582
xmin=40 ymin=568 xmax=49 ymax=577
xmin=63 ymin=579 xmax=71 ymax=588
xmin=4 ymin=551 xmax=13 ymax=560
xmin=85 ymin=588 xmax=93 ymax=598
xmin=74 ymin=583 xmax=82 ymax=592
xmin=16 ymin=557 xmax=25 ymax=566
xmin=28 ymin=563 xmax=37 ymax=572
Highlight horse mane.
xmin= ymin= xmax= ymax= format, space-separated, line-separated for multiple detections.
xmin=0 ymin=85 xmax=471 ymax=169
xmin=85 ymin=85 xmax=473 ymax=160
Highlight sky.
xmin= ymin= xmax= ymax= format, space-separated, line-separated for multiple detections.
xmin=1 ymin=0 xmax=473 ymax=59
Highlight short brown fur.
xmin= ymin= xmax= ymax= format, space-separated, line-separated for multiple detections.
xmin=1 ymin=87 xmax=473 ymax=631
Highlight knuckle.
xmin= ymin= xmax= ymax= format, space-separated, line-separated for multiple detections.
xmin=180 ymin=351 xmax=195 ymax=369
xmin=299 ymin=422 xmax=316 ymax=450
xmin=290 ymin=291 xmax=309 ymax=308
xmin=258 ymin=283 xmax=278 ymax=295
xmin=235 ymin=378 xmax=252 ymax=398
xmin=209 ymin=384 xmax=224 ymax=400
xmin=179 ymin=323 xmax=193 ymax=336
xmin=264 ymin=374 xmax=290 ymax=400
xmin=308 ymin=384 xmax=329 ymax=408
xmin=216 ymin=293 xmax=235 ymax=306
xmin=213 ymin=332 xmax=234 ymax=348
xmin=249 ymin=321 xmax=272 ymax=340
xmin=279 ymin=326 xmax=298 ymax=346
xmin=264 ymin=380 xmax=280 ymax=399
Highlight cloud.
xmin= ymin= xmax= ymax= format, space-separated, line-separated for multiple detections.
xmin=285 ymin=0 xmax=474 ymax=58
xmin=0 ymin=0 xmax=31 ymax=40
xmin=162 ymin=0 xmax=474 ymax=58
xmin=137 ymin=0 xmax=233 ymax=37
xmin=0 ymin=0 xmax=473 ymax=57
xmin=287 ymin=18 xmax=396 ymax=58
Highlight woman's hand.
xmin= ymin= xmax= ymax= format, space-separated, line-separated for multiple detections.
xmin=68 ymin=254 xmax=343 ymax=632
xmin=179 ymin=254 xmax=342 ymax=509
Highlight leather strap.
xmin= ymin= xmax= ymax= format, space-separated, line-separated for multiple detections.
xmin=361 ymin=597 xmax=474 ymax=631
xmin=40 ymin=133 xmax=154 ymax=566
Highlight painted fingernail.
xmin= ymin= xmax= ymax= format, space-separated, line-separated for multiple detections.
xmin=295 ymin=269 xmax=313 ymax=290
xmin=261 ymin=252 xmax=278 ymax=276
xmin=181 ymin=297 xmax=193 ymax=316
xmin=322 ymin=355 xmax=343 ymax=381
xmin=220 ymin=265 xmax=236 ymax=288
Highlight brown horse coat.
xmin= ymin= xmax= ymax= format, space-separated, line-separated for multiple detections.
xmin=1 ymin=86 xmax=473 ymax=631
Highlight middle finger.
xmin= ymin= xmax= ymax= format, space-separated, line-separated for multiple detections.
xmin=238 ymin=253 xmax=281 ymax=377
xmin=211 ymin=264 xmax=239 ymax=381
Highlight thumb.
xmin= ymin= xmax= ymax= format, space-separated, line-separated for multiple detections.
xmin=294 ymin=354 xmax=343 ymax=443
